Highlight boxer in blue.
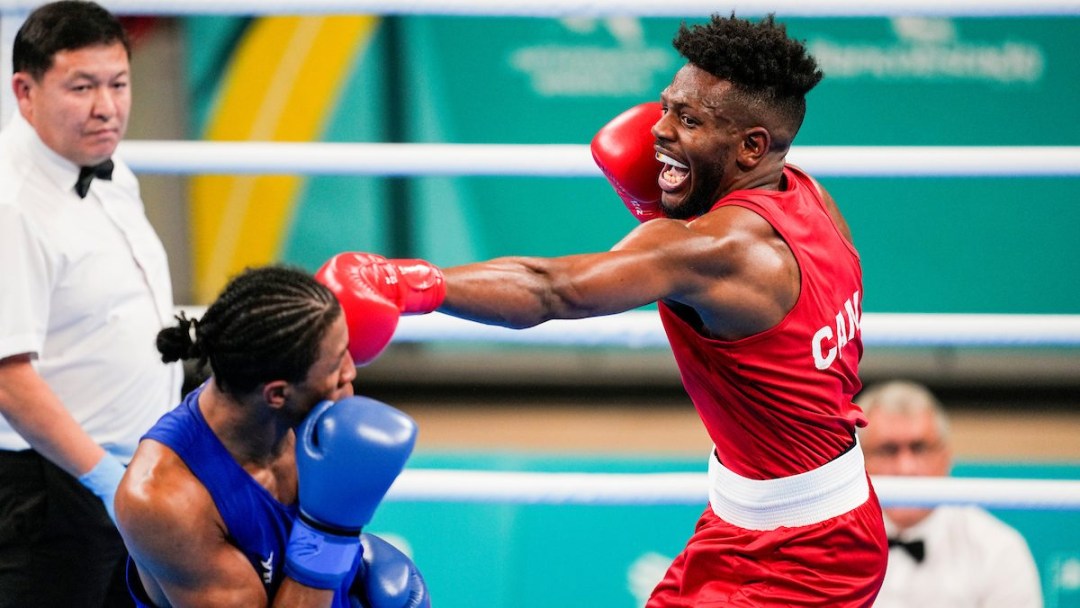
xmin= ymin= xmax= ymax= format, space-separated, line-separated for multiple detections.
xmin=114 ymin=266 xmax=429 ymax=608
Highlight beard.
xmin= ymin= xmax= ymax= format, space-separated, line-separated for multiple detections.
xmin=661 ymin=163 xmax=726 ymax=220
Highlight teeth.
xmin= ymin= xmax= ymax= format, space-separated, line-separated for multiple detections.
xmin=656 ymin=152 xmax=688 ymax=169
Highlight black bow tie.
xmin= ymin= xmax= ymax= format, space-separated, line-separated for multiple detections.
xmin=75 ymin=159 xmax=114 ymax=198
xmin=888 ymin=537 xmax=926 ymax=563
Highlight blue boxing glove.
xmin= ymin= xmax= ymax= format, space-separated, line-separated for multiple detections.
xmin=350 ymin=534 xmax=430 ymax=608
xmin=285 ymin=397 xmax=418 ymax=590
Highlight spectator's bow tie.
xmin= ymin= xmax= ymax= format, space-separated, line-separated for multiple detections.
xmin=888 ymin=537 xmax=926 ymax=563
xmin=75 ymin=159 xmax=114 ymax=198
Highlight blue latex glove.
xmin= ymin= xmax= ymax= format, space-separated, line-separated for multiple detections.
xmin=77 ymin=453 xmax=125 ymax=524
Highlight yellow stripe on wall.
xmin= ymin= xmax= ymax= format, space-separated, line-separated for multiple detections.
xmin=191 ymin=15 xmax=379 ymax=303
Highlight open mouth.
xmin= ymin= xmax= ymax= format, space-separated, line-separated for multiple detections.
xmin=657 ymin=152 xmax=689 ymax=191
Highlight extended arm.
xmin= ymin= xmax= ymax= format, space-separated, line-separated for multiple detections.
xmin=439 ymin=209 xmax=795 ymax=338
xmin=318 ymin=204 xmax=797 ymax=346
xmin=318 ymin=219 xmax=705 ymax=333
xmin=438 ymin=243 xmax=684 ymax=328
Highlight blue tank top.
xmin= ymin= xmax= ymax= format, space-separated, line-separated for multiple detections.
xmin=127 ymin=386 xmax=355 ymax=606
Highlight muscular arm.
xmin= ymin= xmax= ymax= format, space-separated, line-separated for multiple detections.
xmin=0 ymin=354 xmax=107 ymax=475
xmin=115 ymin=441 xmax=333 ymax=608
xmin=440 ymin=208 xmax=798 ymax=340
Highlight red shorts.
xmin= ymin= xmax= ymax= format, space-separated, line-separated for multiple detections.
xmin=646 ymin=480 xmax=887 ymax=607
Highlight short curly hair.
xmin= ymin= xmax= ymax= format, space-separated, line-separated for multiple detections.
xmin=673 ymin=13 xmax=822 ymax=137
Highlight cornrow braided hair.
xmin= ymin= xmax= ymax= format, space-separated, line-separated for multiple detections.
xmin=673 ymin=13 xmax=823 ymax=137
xmin=157 ymin=265 xmax=341 ymax=397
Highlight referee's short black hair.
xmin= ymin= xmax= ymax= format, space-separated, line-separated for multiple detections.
xmin=13 ymin=1 xmax=131 ymax=81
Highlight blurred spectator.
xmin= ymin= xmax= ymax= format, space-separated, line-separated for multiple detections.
xmin=857 ymin=380 xmax=1043 ymax=608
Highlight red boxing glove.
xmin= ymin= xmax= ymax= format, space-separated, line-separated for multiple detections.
xmin=316 ymin=253 xmax=446 ymax=366
xmin=590 ymin=102 xmax=665 ymax=222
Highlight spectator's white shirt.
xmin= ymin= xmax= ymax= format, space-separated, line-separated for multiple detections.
xmin=875 ymin=505 xmax=1043 ymax=608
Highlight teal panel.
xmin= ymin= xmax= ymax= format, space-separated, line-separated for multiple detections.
xmin=282 ymin=175 xmax=390 ymax=271
xmin=182 ymin=17 xmax=250 ymax=136
xmin=370 ymin=454 xmax=1080 ymax=608
xmin=282 ymin=23 xmax=391 ymax=270
xmin=827 ymin=176 xmax=1080 ymax=314
xmin=185 ymin=15 xmax=1080 ymax=314
xmin=399 ymin=17 xmax=684 ymax=144
xmin=414 ymin=176 xmax=634 ymax=263
xmin=786 ymin=18 xmax=1080 ymax=146
xmin=399 ymin=16 xmax=684 ymax=265
xmin=368 ymin=503 xmax=523 ymax=607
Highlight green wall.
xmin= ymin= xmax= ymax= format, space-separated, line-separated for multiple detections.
xmin=186 ymin=15 xmax=1080 ymax=314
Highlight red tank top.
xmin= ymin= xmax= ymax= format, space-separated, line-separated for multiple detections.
xmin=659 ymin=165 xmax=865 ymax=480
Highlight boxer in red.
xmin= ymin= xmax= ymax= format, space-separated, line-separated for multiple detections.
xmin=319 ymin=12 xmax=887 ymax=606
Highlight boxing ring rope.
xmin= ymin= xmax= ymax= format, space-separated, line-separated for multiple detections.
xmin=390 ymin=311 xmax=1080 ymax=348
xmin=118 ymin=141 xmax=1080 ymax=178
xmin=4 ymin=0 xmax=1075 ymax=514
xmin=384 ymin=470 xmax=1080 ymax=510
xmin=2 ymin=0 xmax=1079 ymax=17
xmin=176 ymin=308 xmax=1080 ymax=349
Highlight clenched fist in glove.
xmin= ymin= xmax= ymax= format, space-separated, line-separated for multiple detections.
xmin=349 ymin=534 xmax=430 ymax=608
xmin=316 ymin=253 xmax=445 ymax=366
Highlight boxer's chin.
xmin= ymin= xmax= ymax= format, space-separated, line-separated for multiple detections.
xmin=661 ymin=191 xmax=708 ymax=221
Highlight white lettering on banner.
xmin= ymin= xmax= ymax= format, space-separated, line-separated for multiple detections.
xmin=812 ymin=291 xmax=861 ymax=371
xmin=508 ymin=18 xmax=676 ymax=98
xmin=807 ymin=17 xmax=1044 ymax=85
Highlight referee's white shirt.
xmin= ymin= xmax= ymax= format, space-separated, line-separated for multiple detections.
xmin=875 ymin=505 xmax=1044 ymax=608
xmin=0 ymin=112 xmax=182 ymax=463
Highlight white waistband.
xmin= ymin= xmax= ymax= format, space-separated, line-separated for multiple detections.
xmin=708 ymin=438 xmax=869 ymax=531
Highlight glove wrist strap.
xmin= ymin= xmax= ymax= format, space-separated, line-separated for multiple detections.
xmin=284 ymin=517 xmax=362 ymax=590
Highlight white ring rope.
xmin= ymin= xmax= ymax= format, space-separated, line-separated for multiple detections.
xmin=170 ymin=309 xmax=1080 ymax=348
xmin=386 ymin=470 xmax=1080 ymax=510
xmin=1 ymin=0 xmax=1078 ymax=17
xmin=118 ymin=141 xmax=1080 ymax=178
xmin=391 ymin=312 xmax=1080 ymax=348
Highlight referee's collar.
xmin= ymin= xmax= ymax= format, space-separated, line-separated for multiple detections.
xmin=8 ymin=112 xmax=91 ymax=199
